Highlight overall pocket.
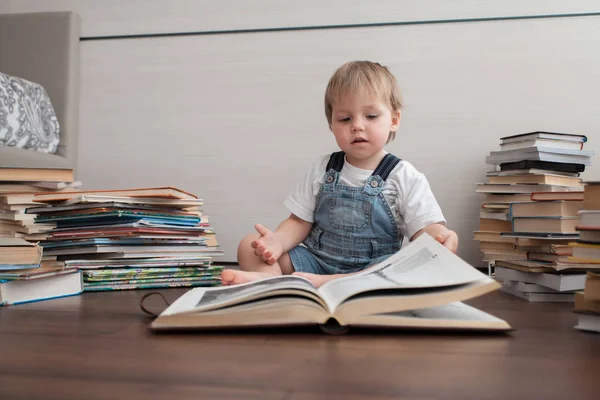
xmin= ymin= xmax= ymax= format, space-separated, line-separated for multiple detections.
xmin=328 ymin=197 xmax=371 ymax=232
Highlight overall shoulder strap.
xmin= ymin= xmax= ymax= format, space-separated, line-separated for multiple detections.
xmin=371 ymin=153 xmax=402 ymax=181
xmin=325 ymin=151 xmax=345 ymax=172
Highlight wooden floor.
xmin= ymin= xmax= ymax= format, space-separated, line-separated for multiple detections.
xmin=0 ymin=289 xmax=598 ymax=400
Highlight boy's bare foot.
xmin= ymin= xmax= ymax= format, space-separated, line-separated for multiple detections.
xmin=221 ymin=269 xmax=279 ymax=286
xmin=292 ymin=272 xmax=344 ymax=288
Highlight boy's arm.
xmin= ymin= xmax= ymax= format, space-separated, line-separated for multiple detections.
xmin=253 ymin=214 xmax=312 ymax=264
xmin=411 ymin=223 xmax=459 ymax=253
xmin=273 ymin=213 xmax=313 ymax=253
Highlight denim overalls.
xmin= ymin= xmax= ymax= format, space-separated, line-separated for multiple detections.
xmin=289 ymin=151 xmax=403 ymax=275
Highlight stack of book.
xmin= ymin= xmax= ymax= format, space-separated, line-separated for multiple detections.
xmin=506 ymin=191 xmax=585 ymax=272
xmin=474 ymin=132 xmax=591 ymax=266
xmin=496 ymin=190 xmax=591 ymax=302
xmin=475 ymin=131 xmax=597 ymax=301
xmin=0 ymin=238 xmax=82 ymax=306
xmin=571 ymin=182 xmax=600 ymax=332
xmin=26 ymin=187 xmax=224 ymax=291
xmin=1 ymin=167 xmax=80 ymax=241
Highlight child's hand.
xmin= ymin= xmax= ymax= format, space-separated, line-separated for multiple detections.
xmin=251 ymin=224 xmax=284 ymax=265
xmin=435 ymin=230 xmax=459 ymax=253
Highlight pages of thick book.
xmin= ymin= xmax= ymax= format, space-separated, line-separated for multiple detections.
xmin=0 ymin=270 xmax=82 ymax=306
xmin=150 ymin=234 xmax=511 ymax=333
xmin=0 ymin=238 xmax=43 ymax=265
xmin=0 ymin=168 xmax=74 ymax=182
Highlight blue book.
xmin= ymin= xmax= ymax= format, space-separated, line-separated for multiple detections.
xmin=35 ymin=211 xmax=200 ymax=226
xmin=52 ymin=216 xmax=199 ymax=228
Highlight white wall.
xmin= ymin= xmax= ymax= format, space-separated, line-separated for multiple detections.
xmin=1 ymin=1 xmax=599 ymax=36
xmin=1 ymin=1 xmax=599 ymax=267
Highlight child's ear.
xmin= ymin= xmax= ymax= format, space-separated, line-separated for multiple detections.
xmin=391 ymin=110 xmax=401 ymax=131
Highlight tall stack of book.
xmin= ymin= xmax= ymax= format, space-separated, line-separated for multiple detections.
xmin=495 ymin=187 xmax=599 ymax=301
xmin=475 ymin=131 xmax=597 ymax=301
xmin=0 ymin=238 xmax=82 ymax=306
xmin=572 ymin=182 xmax=600 ymax=332
xmin=1 ymin=167 xmax=80 ymax=242
xmin=26 ymin=187 xmax=224 ymax=291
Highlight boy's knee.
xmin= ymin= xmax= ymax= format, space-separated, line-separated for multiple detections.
xmin=237 ymin=234 xmax=258 ymax=260
xmin=238 ymin=234 xmax=257 ymax=249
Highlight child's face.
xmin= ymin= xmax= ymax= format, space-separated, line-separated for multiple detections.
xmin=330 ymin=90 xmax=400 ymax=169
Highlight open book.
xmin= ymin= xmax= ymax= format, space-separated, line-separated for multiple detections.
xmin=150 ymin=234 xmax=511 ymax=333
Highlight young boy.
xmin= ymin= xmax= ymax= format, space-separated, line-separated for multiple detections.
xmin=222 ymin=61 xmax=458 ymax=288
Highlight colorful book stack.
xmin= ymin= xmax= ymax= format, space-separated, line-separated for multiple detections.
xmin=0 ymin=167 xmax=80 ymax=242
xmin=474 ymin=131 xmax=597 ymax=301
xmin=572 ymin=182 xmax=600 ymax=332
xmin=26 ymin=187 xmax=224 ymax=291
xmin=0 ymin=238 xmax=82 ymax=306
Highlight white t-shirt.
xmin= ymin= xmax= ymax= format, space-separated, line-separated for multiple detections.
xmin=284 ymin=153 xmax=446 ymax=239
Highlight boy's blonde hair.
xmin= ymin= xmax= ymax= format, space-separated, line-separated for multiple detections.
xmin=324 ymin=61 xmax=403 ymax=142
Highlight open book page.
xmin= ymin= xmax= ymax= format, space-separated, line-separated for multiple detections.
xmin=353 ymin=302 xmax=511 ymax=330
xmin=388 ymin=302 xmax=504 ymax=322
xmin=161 ymin=275 xmax=324 ymax=316
xmin=318 ymin=233 xmax=489 ymax=312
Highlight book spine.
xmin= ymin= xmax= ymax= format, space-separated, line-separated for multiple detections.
xmin=0 ymin=291 xmax=82 ymax=307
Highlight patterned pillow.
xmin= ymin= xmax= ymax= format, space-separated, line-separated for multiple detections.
xmin=0 ymin=72 xmax=60 ymax=153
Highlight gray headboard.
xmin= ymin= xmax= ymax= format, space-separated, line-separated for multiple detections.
xmin=0 ymin=11 xmax=80 ymax=170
